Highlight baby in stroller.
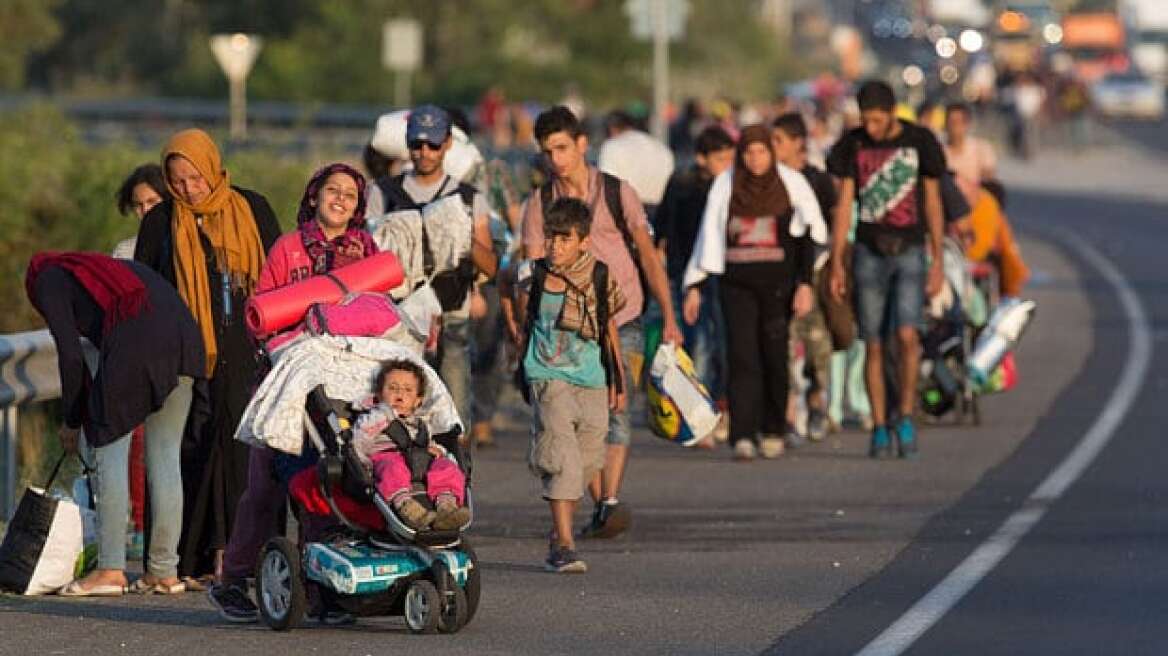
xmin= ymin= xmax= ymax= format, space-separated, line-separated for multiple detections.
xmin=353 ymin=359 xmax=471 ymax=532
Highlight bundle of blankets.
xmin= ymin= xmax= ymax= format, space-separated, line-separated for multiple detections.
xmin=235 ymin=336 xmax=462 ymax=456
xmin=371 ymin=195 xmax=473 ymax=299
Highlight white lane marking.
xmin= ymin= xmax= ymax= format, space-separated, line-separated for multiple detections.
xmin=856 ymin=232 xmax=1153 ymax=656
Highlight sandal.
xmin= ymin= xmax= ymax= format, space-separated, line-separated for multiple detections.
xmin=129 ymin=577 xmax=186 ymax=595
xmin=58 ymin=580 xmax=127 ymax=597
xmin=180 ymin=575 xmax=215 ymax=592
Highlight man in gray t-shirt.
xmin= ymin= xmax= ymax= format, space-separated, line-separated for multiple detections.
xmin=379 ymin=105 xmax=497 ymax=433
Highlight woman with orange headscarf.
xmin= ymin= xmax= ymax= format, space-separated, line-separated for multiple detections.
xmin=134 ymin=129 xmax=281 ymax=587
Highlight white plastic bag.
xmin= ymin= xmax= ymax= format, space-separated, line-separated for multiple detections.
xmin=397 ymin=284 xmax=444 ymax=355
xmin=646 ymin=344 xmax=722 ymax=447
xmin=969 ymin=298 xmax=1036 ymax=385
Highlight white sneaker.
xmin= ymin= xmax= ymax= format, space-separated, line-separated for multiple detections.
xmin=733 ymin=440 xmax=757 ymax=461
xmin=760 ymin=436 xmax=786 ymax=459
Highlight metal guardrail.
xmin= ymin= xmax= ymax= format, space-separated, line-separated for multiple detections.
xmin=0 ymin=330 xmax=89 ymax=520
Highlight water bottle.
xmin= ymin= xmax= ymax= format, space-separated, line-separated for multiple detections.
xmin=221 ymin=274 xmax=233 ymax=322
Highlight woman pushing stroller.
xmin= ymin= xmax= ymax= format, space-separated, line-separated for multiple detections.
xmin=210 ymin=162 xmax=378 ymax=623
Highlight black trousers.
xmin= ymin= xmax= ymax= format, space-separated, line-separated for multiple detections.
xmin=719 ymin=275 xmax=792 ymax=444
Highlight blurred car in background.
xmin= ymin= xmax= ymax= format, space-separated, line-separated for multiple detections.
xmin=1092 ymin=71 xmax=1166 ymax=120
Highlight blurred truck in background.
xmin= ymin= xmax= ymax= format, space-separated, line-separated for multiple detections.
xmin=1061 ymin=12 xmax=1128 ymax=83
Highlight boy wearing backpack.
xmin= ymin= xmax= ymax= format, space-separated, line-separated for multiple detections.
xmin=522 ymin=106 xmax=683 ymax=540
xmin=517 ymin=197 xmax=626 ymax=573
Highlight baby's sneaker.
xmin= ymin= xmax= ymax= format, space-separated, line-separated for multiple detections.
xmin=432 ymin=495 xmax=471 ymax=531
xmin=394 ymin=495 xmax=435 ymax=530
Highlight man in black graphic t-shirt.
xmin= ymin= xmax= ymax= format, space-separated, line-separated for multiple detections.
xmin=827 ymin=81 xmax=945 ymax=461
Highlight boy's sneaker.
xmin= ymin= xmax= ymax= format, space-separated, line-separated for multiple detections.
xmin=733 ymin=439 xmax=757 ymax=461
xmin=578 ymin=500 xmax=631 ymax=539
xmin=807 ymin=409 xmax=829 ymax=442
xmin=432 ymin=496 xmax=471 ymax=531
xmin=894 ymin=417 xmax=919 ymax=459
xmin=207 ymin=581 xmax=258 ymax=624
xmin=760 ymin=436 xmax=786 ymax=459
xmin=394 ymin=496 xmax=436 ymax=531
xmin=545 ymin=545 xmax=587 ymax=573
xmin=783 ymin=424 xmax=806 ymax=449
xmin=868 ymin=426 xmax=893 ymax=459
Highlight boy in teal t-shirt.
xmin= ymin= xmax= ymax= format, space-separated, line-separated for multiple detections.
xmin=518 ymin=197 xmax=625 ymax=573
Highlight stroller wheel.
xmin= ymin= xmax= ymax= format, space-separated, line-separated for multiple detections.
xmin=438 ymin=583 xmax=468 ymax=633
xmin=257 ymin=537 xmax=306 ymax=631
xmin=460 ymin=538 xmax=481 ymax=625
xmin=404 ymin=579 xmax=442 ymax=634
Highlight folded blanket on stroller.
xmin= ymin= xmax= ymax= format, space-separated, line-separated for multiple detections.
xmin=235 ymin=335 xmax=462 ymax=455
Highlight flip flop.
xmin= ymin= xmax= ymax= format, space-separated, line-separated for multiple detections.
xmin=180 ymin=575 xmax=214 ymax=592
xmin=152 ymin=580 xmax=186 ymax=595
xmin=129 ymin=578 xmax=186 ymax=595
xmin=58 ymin=580 xmax=126 ymax=597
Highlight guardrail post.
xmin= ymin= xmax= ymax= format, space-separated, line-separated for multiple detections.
xmin=2 ymin=405 xmax=16 ymax=521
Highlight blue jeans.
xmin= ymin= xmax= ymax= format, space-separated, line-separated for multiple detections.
xmin=607 ymin=321 xmax=643 ymax=446
xmin=670 ymin=280 xmax=725 ymax=401
xmin=471 ymin=284 xmax=505 ymax=425
xmin=852 ymin=241 xmax=926 ymax=341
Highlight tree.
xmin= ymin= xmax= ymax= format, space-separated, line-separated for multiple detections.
xmin=0 ymin=0 xmax=62 ymax=90
xmin=21 ymin=0 xmax=796 ymax=109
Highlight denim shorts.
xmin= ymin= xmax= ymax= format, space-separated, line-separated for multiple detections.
xmin=852 ymin=241 xmax=926 ymax=341
xmin=607 ymin=321 xmax=643 ymax=446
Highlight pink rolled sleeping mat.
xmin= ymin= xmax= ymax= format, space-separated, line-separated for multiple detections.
xmin=245 ymin=251 xmax=404 ymax=336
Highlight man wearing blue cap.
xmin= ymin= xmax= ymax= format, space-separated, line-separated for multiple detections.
xmin=379 ymin=105 xmax=498 ymax=434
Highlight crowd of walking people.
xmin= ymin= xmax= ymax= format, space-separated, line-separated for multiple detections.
xmin=23 ymin=76 xmax=1029 ymax=618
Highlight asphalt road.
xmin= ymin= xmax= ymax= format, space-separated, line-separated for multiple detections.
xmin=1 ymin=145 xmax=1164 ymax=655
xmin=1108 ymin=116 xmax=1168 ymax=156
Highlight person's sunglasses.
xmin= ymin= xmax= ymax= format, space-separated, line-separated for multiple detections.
xmin=408 ymin=139 xmax=444 ymax=152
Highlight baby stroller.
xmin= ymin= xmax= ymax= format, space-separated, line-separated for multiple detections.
xmin=918 ymin=237 xmax=982 ymax=425
xmin=241 ymin=336 xmax=480 ymax=634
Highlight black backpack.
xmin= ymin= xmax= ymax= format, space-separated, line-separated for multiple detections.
xmin=514 ymin=258 xmax=622 ymax=404
xmin=377 ymin=173 xmax=478 ymax=311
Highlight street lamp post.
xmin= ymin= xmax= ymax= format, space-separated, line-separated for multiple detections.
xmin=651 ymin=0 xmax=669 ymax=141
xmin=625 ymin=0 xmax=690 ymax=141
xmin=210 ymin=33 xmax=262 ymax=141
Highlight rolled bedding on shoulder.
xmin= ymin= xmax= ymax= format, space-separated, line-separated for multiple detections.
xmin=245 ymin=251 xmax=404 ymax=336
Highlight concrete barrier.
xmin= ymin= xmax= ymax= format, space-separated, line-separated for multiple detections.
xmin=0 ymin=330 xmax=65 ymax=407
xmin=0 ymin=330 xmax=94 ymax=520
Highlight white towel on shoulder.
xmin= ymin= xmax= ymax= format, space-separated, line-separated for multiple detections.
xmin=682 ymin=163 xmax=827 ymax=289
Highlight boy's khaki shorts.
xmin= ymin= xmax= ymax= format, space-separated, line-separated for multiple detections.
xmin=528 ymin=379 xmax=609 ymax=500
